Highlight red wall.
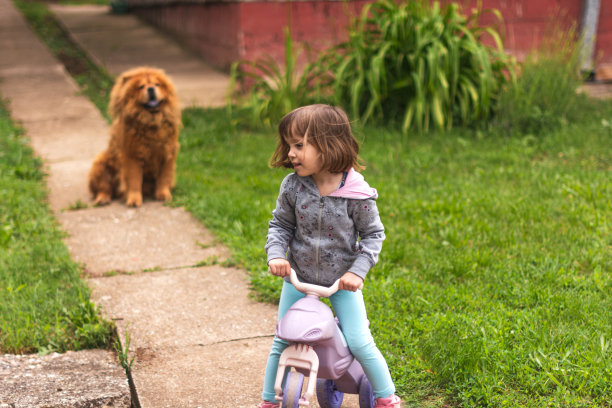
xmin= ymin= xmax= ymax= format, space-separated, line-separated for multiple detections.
xmin=239 ymin=1 xmax=369 ymax=65
xmin=134 ymin=3 xmax=242 ymax=69
xmin=595 ymin=0 xmax=612 ymax=75
xmin=131 ymin=0 xmax=612 ymax=78
xmin=439 ymin=0 xmax=583 ymax=60
xmin=133 ymin=1 xmax=368 ymax=71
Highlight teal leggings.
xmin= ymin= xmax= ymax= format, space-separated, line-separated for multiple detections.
xmin=261 ymin=280 xmax=395 ymax=402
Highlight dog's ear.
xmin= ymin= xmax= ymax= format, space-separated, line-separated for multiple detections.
xmin=108 ymin=71 xmax=135 ymax=118
xmin=119 ymin=73 xmax=135 ymax=86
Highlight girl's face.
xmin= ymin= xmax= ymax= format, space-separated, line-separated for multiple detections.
xmin=287 ymin=134 xmax=323 ymax=178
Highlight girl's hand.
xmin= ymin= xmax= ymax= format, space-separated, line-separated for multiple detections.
xmin=339 ymin=272 xmax=363 ymax=292
xmin=268 ymin=258 xmax=291 ymax=277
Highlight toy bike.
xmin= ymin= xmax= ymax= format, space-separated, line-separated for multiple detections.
xmin=273 ymin=269 xmax=375 ymax=408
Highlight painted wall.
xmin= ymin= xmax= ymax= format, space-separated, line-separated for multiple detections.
xmin=128 ymin=0 xmax=612 ymax=78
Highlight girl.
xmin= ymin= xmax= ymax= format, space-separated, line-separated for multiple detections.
xmin=259 ymin=104 xmax=401 ymax=408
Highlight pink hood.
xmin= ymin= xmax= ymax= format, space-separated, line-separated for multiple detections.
xmin=329 ymin=168 xmax=378 ymax=199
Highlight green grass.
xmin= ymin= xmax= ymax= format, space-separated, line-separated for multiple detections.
xmin=173 ymin=105 xmax=612 ymax=407
xmin=0 ymin=100 xmax=112 ymax=354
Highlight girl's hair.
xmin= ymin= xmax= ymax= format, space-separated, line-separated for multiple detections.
xmin=270 ymin=104 xmax=363 ymax=172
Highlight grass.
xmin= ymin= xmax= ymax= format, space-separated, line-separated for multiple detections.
xmin=172 ymin=105 xmax=612 ymax=407
xmin=0 ymin=100 xmax=112 ymax=354
xmin=10 ymin=1 xmax=612 ymax=406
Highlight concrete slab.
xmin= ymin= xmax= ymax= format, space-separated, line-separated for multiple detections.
xmin=25 ymin=115 xmax=109 ymax=163
xmin=44 ymin=159 xmax=93 ymax=212
xmin=0 ymin=350 xmax=130 ymax=407
xmin=131 ymin=340 xmax=271 ymax=408
xmin=0 ymin=74 xmax=94 ymax=123
xmin=89 ymin=266 xmax=275 ymax=347
xmin=0 ymin=40 xmax=58 ymax=71
xmin=58 ymin=203 xmax=230 ymax=277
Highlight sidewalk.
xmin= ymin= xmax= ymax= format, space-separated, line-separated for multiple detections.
xmin=0 ymin=1 xmax=278 ymax=406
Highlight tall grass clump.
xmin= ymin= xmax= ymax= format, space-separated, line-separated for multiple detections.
xmin=228 ymin=27 xmax=329 ymax=129
xmin=494 ymin=28 xmax=587 ymax=136
xmin=320 ymin=0 xmax=516 ymax=133
xmin=0 ymin=100 xmax=112 ymax=353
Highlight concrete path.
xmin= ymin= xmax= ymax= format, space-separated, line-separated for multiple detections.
xmin=0 ymin=1 xmax=278 ymax=406
xmin=50 ymin=4 xmax=230 ymax=109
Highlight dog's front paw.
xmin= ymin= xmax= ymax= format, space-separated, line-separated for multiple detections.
xmin=126 ymin=192 xmax=143 ymax=207
xmin=155 ymin=188 xmax=172 ymax=202
xmin=93 ymin=192 xmax=111 ymax=206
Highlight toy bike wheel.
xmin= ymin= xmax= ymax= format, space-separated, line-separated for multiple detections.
xmin=358 ymin=375 xmax=375 ymax=408
xmin=316 ymin=379 xmax=344 ymax=408
xmin=282 ymin=371 xmax=305 ymax=408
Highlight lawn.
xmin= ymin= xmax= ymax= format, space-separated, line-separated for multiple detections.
xmin=0 ymin=100 xmax=112 ymax=354
xmin=173 ymin=105 xmax=612 ymax=407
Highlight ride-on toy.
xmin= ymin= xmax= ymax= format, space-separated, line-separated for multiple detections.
xmin=273 ymin=269 xmax=375 ymax=408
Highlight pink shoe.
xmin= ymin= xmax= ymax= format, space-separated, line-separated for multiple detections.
xmin=375 ymin=394 xmax=401 ymax=408
xmin=257 ymin=402 xmax=279 ymax=408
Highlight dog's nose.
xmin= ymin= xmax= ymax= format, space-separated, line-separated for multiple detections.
xmin=147 ymin=87 xmax=156 ymax=100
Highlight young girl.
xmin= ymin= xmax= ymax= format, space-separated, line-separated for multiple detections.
xmin=259 ymin=104 xmax=401 ymax=408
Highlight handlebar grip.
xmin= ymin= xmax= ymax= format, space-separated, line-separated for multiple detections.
xmin=289 ymin=269 xmax=363 ymax=296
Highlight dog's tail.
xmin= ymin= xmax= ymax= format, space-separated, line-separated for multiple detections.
xmin=88 ymin=150 xmax=119 ymax=205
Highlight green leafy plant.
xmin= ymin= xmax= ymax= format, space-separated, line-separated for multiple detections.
xmin=494 ymin=27 xmax=586 ymax=136
xmin=319 ymin=0 xmax=516 ymax=133
xmin=114 ymin=327 xmax=135 ymax=371
xmin=227 ymin=27 xmax=329 ymax=129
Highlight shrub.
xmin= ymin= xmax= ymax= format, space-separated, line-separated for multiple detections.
xmin=319 ymin=0 xmax=516 ymax=133
xmin=493 ymin=28 xmax=586 ymax=136
xmin=228 ymin=27 xmax=329 ymax=129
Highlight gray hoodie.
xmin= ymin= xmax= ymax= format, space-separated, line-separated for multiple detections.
xmin=266 ymin=169 xmax=385 ymax=287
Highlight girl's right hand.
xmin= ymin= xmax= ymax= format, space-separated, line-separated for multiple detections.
xmin=268 ymin=258 xmax=291 ymax=277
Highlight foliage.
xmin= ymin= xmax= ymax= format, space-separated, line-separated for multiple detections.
xmin=174 ymin=104 xmax=612 ymax=407
xmin=228 ymin=27 xmax=329 ymax=129
xmin=319 ymin=0 xmax=516 ymax=133
xmin=0 ymin=100 xmax=112 ymax=353
xmin=228 ymin=0 xmax=516 ymax=134
xmin=494 ymin=29 xmax=586 ymax=136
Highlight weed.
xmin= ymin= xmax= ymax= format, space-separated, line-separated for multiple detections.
xmin=494 ymin=25 xmax=587 ymax=136
xmin=67 ymin=198 xmax=89 ymax=210
xmin=114 ymin=327 xmax=135 ymax=371
xmin=228 ymin=27 xmax=328 ymax=129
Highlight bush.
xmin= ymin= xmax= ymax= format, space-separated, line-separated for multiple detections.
xmin=319 ymin=0 xmax=516 ymax=133
xmin=228 ymin=27 xmax=328 ymax=129
xmin=493 ymin=30 xmax=586 ymax=136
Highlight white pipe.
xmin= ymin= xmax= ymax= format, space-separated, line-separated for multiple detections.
xmin=580 ymin=0 xmax=601 ymax=73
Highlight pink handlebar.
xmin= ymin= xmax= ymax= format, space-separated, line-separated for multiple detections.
xmin=289 ymin=268 xmax=363 ymax=297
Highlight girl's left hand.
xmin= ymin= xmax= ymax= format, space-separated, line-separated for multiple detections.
xmin=339 ymin=272 xmax=363 ymax=292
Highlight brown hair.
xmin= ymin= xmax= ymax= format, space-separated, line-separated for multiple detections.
xmin=270 ymin=104 xmax=363 ymax=172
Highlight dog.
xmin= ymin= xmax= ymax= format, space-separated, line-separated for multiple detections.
xmin=88 ymin=67 xmax=181 ymax=207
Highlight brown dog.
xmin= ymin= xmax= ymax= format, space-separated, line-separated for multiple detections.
xmin=88 ymin=67 xmax=181 ymax=207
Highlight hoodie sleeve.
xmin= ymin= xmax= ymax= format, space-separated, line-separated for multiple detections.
xmin=348 ymin=197 xmax=385 ymax=279
xmin=265 ymin=174 xmax=296 ymax=263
